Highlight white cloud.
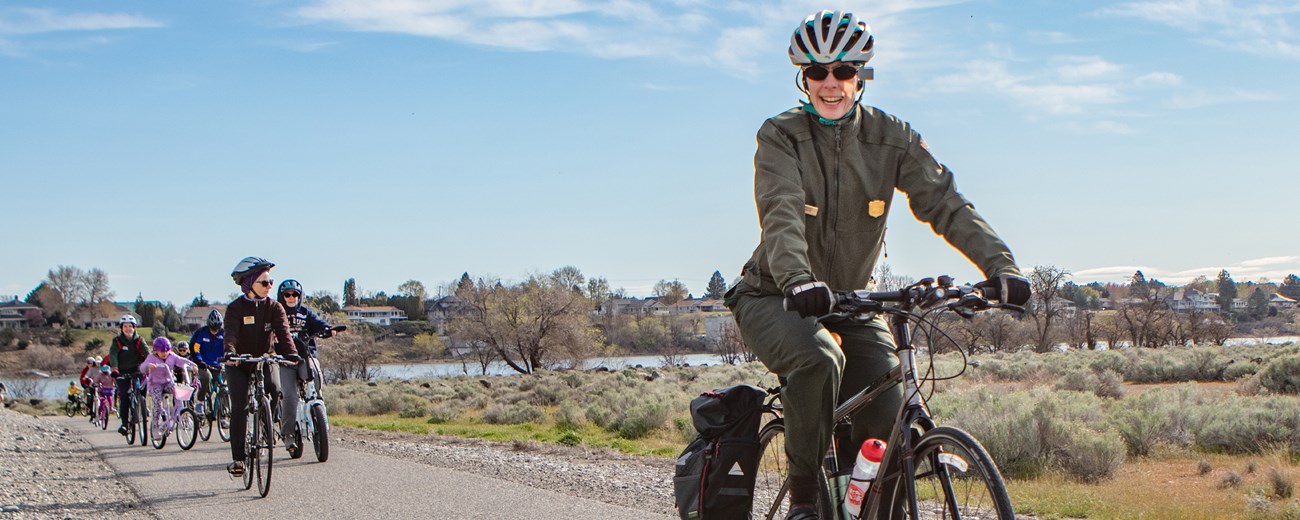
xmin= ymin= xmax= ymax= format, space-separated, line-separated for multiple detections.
xmin=1101 ymin=0 xmax=1300 ymax=59
xmin=1053 ymin=55 xmax=1124 ymax=82
xmin=0 ymin=7 xmax=164 ymax=34
xmin=1029 ymin=30 xmax=1083 ymax=44
xmin=931 ymin=59 xmax=1124 ymax=116
xmin=1169 ymin=87 xmax=1278 ymax=108
xmin=1075 ymin=256 xmax=1300 ymax=284
xmin=1134 ymin=71 xmax=1182 ymax=87
xmin=291 ymin=0 xmax=975 ymax=77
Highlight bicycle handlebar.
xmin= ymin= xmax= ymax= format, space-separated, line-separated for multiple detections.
xmin=825 ymin=275 xmax=1024 ymax=321
xmin=223 ymin=353 xmax=297 ymax=365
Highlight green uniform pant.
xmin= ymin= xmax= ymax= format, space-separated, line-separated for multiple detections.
xmin=729 ymin=283 xmax=903 ymax=479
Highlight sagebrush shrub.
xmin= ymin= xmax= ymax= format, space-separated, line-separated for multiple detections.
xmin=1259 ymin=355 xmax=1300 ymax=395
xmin=483 ymin=402 xmax=543 ymax=425
xmin=1057 ymin=426 xmax=1126 ymax=483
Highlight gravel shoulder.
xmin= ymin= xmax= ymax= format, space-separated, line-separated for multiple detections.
xmin=332 ymin=426 xmax=679 ymax=517
xmin=0 ymin=407 xmax=154 ymax=519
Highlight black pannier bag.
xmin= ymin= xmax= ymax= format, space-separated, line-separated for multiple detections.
xmin=674 ymin=384 xmax=767 ymax=520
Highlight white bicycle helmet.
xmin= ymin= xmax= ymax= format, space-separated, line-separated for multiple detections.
xmin=119 ymin=314 xmax=139 ymax=327
xmin=789 ymin=10 xmax=874 ymax=66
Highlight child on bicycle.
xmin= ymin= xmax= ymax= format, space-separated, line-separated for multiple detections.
xmin=66 ymin=381 xmax=82 ymax=409
xmin=725 ymin=11 xmax=1031 ymax=520
xmin=143 ymin=337 xmax=197 ymax=439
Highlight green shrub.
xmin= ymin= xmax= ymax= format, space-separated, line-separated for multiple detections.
xmin=1194 ymin=395 xmax=1300 ymax=454
xmin=1057 ymin=427 xmax=1126 ymax=483
xmin=558 ymin=431 xmax=582 ymax=446
xmin=427 ymin=401 xmax=462 ymax=424
xmin=1259 ymin=355 xmax=1300 ymax=395
xmin=931 ymin=388 xmax=1046 ymax=478
xmin=483 ymin=402 xmax=544 ymax=425
xmin=398 ymin=395 xmax=428 ymax=418
xmin=555 ymin=402 xmax=586 ymax=430
xmin=617 ymin=402 xmax=670 ymax=439
xmin=1110 ymin=387 xmax=1195 ymax=456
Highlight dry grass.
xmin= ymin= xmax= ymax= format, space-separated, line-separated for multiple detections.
xmin=1009 ymin=450 xmax=1300 ymax=519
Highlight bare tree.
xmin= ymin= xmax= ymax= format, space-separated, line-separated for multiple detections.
xmin=1028 ymin=265 xmax=1070 ymax=353
xmin=42 ymin=266 xmax=85 ymax=324
xmin=448 ymin=269 xmax=600 ymax=375
xmin=1118 ymin=283 xmax=1171 ymax=348
xmin=714 ymin=320 xmax=753 ymax=364
xmin=872 ymin=263 xmax=915 ymax=292
xmin=653 ymin=279 xmax=689 ymax=305
xmin=319 ymin=330 xmax=383 ymax=382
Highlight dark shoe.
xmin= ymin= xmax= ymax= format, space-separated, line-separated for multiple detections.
xmin=785 ymin=505 xmax=818 ymax=520
xmin=227 ymin=461 xmax=245 ymax=476
xmin=118 ymin=425 xmax=127 ymax=435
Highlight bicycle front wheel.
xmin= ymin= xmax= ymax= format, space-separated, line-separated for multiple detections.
xmin=176 ymin=408 xmax=198 ymax=450
xmin=217 ymin=392 xmax=232 ymax=442
xmin=879 ymin=426 xmax=1014 ymax=520
xmin=752 ymin=418 xmax=833 ymax=520
xmin=136 ymin=392 xmax=150 ymax=447
xmin=310 ymin=403 xmax=329 ymax=462
xmin=255 ymin=396 xmax=274 ymax=497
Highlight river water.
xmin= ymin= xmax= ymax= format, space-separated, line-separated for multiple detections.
xmin=5 ymin=353 xmax=726 ymax=400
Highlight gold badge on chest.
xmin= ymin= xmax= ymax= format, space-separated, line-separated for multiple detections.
xmin=868 ymin=200 xmax=886 ymax=218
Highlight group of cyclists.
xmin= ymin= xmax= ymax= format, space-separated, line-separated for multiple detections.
xmin=70 ymin=255 xmax=338 ymax=479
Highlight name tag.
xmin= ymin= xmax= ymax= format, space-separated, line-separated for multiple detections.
xmin=243 ymin=316 xmax=255 ymax=325
xmin=804 ymin=204 xmax=819 ymax=217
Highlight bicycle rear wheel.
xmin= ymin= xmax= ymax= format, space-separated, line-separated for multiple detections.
xmin=752 ymin=418 xmax=833 ymax=520
xmin=243 ymin=405 xmax=256 ymax=491
xmin=151 ymin=396 xmax=170 ymax=449
xmin=197 ymin=405 xmax=212 ymax=441
xmin=176 ymin=408 xmax=198 ymax=450
xmin=879 ymin=426 xmax=1014 ymax=520
xmin=255 ymin=396 xmax=274 ymax=497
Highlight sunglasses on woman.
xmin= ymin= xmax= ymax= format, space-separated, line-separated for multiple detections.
xmin=803 ymin=64 xmax=874 ymax=82
xmin=256 ymin=279 xmax=275 ymax=287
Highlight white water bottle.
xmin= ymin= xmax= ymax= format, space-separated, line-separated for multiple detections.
xmin=844 ymin=438 xmax=887 ymax=518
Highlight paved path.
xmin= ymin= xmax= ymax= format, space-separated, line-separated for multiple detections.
xmin=59 ymin=416 xmax=670 ymax=519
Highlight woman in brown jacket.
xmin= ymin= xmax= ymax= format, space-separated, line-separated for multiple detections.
xmin=222 ymin=256 xmax=299 ymax=476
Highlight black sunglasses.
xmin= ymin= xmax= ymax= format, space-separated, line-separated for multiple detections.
xmin=804 ymin=64 xmax=861 ymax=81
xmin=282 ymin=292 xmax=301 ymax=298
xmin=256 ymin=279 xmax=275 ymax=288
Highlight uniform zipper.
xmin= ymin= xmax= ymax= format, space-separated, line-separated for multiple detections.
xmin=826 ymin=125 xmax=842 ymax=279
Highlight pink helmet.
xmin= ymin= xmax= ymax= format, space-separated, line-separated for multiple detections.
xmin=152 ymin=337 xmax=172 ymax=352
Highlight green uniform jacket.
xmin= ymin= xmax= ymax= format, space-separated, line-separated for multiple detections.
xmin=740 ymin=104 xmax=1021 ymax=295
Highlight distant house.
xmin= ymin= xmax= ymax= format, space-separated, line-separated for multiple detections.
xmin=425 ymin=296 xmax=477 ymax=330
xmin=1270 ymin=293 xmax=1298 ymax=310
xmin=1167 ymin=288 xmax=1219 ymax=312
xmin=183 ymin=305 xmax=228 ymax=329
xmin=77 ymin=302 xmax=140 ymax=329
xmin=344 ymin=305 xmax=407 ymax=326
xmin=0 ymin=299 xmax=42 ymax=328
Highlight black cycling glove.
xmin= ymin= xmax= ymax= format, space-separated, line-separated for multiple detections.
xmin=783 ymin=280 xmax=834 ymax=318
xmin=976 ymin=274 xmax=1031 ymax=306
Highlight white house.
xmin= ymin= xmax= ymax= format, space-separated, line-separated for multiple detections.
xmin=344 ymin=305 xmax=408 ymax=326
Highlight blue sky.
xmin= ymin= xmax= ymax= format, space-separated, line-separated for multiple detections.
xmin=2 ymin=0 xmax=1298 ymax=306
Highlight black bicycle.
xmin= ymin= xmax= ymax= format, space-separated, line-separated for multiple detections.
xmin=226 ymin=354 xmax=292 ymax=498
xmin=116 ymin=374 xmax=149 ymax=446
xmin=753 ymin=276 xmax=1018 ymax=520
